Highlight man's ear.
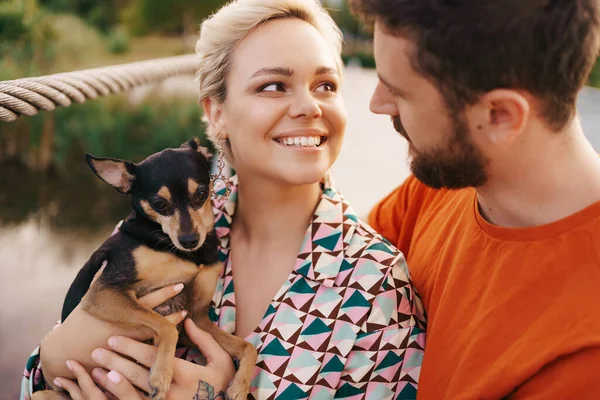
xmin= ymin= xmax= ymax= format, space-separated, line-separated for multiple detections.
xmin=180 ymin=137 xmax=212 ymax=159
xmin=476 ymin=89 xmax=530 ymax=146
xmin=85 ymin=153 xmax=135 ymax=194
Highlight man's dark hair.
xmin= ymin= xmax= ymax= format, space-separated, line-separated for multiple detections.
xmin=350 ymin=0 xmax=600 ymax=130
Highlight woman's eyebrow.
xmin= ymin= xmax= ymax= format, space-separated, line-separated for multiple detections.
xmin=251 ymin=67 xmax=293 ymax=78
xmin=315 ymin=66 xmax=338 ymax=76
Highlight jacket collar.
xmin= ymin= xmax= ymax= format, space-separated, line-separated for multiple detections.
xmin=211 ymin=173 xmax=358 ymax=287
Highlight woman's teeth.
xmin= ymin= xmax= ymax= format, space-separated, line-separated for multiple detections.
xmin=278 ymin=136 xmax=323 ymax=147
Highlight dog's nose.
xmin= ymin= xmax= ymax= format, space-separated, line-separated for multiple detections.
xmin=179 ymin=234 xmax=199 ymax=249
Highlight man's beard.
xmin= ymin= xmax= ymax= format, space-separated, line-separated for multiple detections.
xmin=392 ymin=115 xmax=489 ymax=189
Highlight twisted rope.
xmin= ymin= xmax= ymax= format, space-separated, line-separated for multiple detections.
xmin=0 ymin=54 xmax=199 ymax=123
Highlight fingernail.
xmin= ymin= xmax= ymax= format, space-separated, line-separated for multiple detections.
xmin=91 ymin=368 xmax=103 ymax=380
xmin=181 ymin=310 xmax=188 ymax=318
xmin=65 ymin=360 xmax=73 ymax=371
xmin=91 ymin=348 xmax=105 ymax=362
xmin=53 ymin=378 xmax=63 ymax=388
xmin=108 ymin=336 xmax=118 ymax=348
xmin=107 ymin=370 xmax=122 ymax=384
xmin=173 ymin=283 xmax=184 ymax=292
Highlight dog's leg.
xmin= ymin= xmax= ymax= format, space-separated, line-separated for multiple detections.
xmin=186 ymin=262 xmax=257 ymax=400
xmin=194 ymin=316 xmax=258 ymax=400
xmin=80 ymin=286 xmax=178 ymax=400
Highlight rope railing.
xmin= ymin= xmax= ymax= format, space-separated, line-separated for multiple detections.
xmin=0 ymin=54 xmax=200 ymax=123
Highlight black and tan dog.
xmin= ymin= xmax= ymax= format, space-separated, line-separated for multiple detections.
xmin=33 ymin=138 xmax=257 ymax=400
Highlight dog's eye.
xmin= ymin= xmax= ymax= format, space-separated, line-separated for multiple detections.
xmin=193 ymin=189 xmax=208 ymax=203
xmin=151 ymin=199 xmax=170 ymax=213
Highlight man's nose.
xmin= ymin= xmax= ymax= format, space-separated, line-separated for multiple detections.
xmin=370 ymin=81 xmax=398 ymax=116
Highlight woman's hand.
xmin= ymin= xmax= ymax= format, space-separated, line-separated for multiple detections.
xmin=88 ymin=318 xmax=236 ymax=399
xmin=40 ymin=281 xmax=188 ymax=388
xmin=53 ymin=360 xmax=145 ymax=400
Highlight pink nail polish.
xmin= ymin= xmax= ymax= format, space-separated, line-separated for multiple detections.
xmin=65 ymin=360 xmax=73 ymax=371
xmin=108 ymin=336 xmax=118 ymax=348
xmin=173 ymin=283 xmax=184 ymax=292
xmin=53 ymin=379 xmax=63 ymax=388
xmin=107 ymin=370 xmax=122 ymax=384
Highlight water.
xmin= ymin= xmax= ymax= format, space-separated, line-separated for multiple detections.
xmin=1 ymin=69 xmax=598 ymax=398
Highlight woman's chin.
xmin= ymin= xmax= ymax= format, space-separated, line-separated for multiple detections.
xmin=276 ymin=169 xmax=330 ymax=187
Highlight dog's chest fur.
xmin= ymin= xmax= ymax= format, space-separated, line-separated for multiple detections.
xmin=132 ymin=246 xmax=201 ymax=315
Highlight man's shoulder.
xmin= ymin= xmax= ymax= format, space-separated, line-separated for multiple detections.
xmin=368 ymin=175 xmax=474 ymax=250
xmin=375 ymin=175 xmax=473 ymax=221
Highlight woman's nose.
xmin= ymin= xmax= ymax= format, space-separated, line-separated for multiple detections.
xmin=288 ymin=90 xmax=323 ymax=119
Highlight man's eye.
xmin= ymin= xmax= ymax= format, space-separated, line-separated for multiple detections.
xmin=259 ymin=82 xmax=286 ymax=92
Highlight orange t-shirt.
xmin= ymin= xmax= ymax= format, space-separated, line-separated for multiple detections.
xmin=369 ymin=175 xmax=600 ymax=400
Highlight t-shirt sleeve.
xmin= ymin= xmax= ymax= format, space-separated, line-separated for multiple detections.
xmin=510 ymin=347 xmax=600 ymax=399
xmin=368 ymin=175 xmax=434 ymax=256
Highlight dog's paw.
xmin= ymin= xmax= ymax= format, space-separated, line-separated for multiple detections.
xmin=148 ymin=367 xmax=172 ymax=400
xmin=226 ymin=381 xmax=250 ymax=400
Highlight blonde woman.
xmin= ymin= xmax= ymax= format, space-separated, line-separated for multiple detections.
xmin=22 ymin=0 xmax=426 ymax=398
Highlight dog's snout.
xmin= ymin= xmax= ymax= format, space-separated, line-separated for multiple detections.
xmin=179 ymin=233 xmax=199 ymax=249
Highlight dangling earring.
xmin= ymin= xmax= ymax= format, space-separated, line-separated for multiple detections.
xmin=211 ymin=132 xmax=231 ymax=200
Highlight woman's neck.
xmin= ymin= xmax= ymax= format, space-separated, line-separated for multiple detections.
xmin=232 ymin=171 xmax=322 ymax=247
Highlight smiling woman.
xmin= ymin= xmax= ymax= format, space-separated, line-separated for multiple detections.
xmin=22 ymin=1 xmax=426 ymax=399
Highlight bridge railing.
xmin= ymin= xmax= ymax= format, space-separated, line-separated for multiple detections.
xmin=0 ymin=54 xmax=199 ymax=123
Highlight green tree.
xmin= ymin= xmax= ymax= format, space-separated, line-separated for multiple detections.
xmin=39 ymin=0 xmax=128 ymax=32
xmin=123 ymin=0 xmax=225 ymax=36
xmin=0 ymin=0 xmax=56 ymax=77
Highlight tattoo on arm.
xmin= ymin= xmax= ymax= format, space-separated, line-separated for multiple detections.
xmin=193 ymin=381 xmax=231 ymax=400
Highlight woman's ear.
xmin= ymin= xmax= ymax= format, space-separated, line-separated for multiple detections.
xmin=202 ymin=98 xmax=225 ymax=135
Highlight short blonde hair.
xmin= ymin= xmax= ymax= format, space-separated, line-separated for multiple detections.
xmin=196 ymin=0 xmax=344 ymax=144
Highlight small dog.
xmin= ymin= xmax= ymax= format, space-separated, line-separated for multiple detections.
xmin=33 ymin=138 xmax=257 ymax=400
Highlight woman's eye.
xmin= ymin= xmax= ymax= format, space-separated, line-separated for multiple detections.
xmin=316 ymin=82 xmax=338 ymax=93
xmin=259 ymin=82 xmax=286 ymax=92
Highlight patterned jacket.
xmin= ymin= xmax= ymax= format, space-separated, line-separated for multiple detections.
xmin=22 ymin=175 xmax=426 ymax=400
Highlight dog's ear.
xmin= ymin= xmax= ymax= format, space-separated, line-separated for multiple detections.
xmin=181 ymin=137 xmax=212 ymax=159
xmin=181 ymin=137 xmax=201 ymax=150
xmin=85 ymin=153 xmax=135 ymax=194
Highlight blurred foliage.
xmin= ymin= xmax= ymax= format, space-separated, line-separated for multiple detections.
xmin=106 ymin=27 xmax=131 ymax=54
xmin=323 ymin=0 xmax=372 ymax=40
xmin=122 ymin=0 xmax=223 ymax=36
xmin=342 ymin=51 xmax=376 ymax=69
xmin=0 ymin=0 xmax=57 ymax=77
xmin=37 ymin=0 xmax=225 ymax=36
xmin=39 ymin=0 xmax=124 ymax=33
xmin=0 ymin=95 xmax=209 ymax=174
xmin=589 ymin=58 xmax=600 ymax=88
